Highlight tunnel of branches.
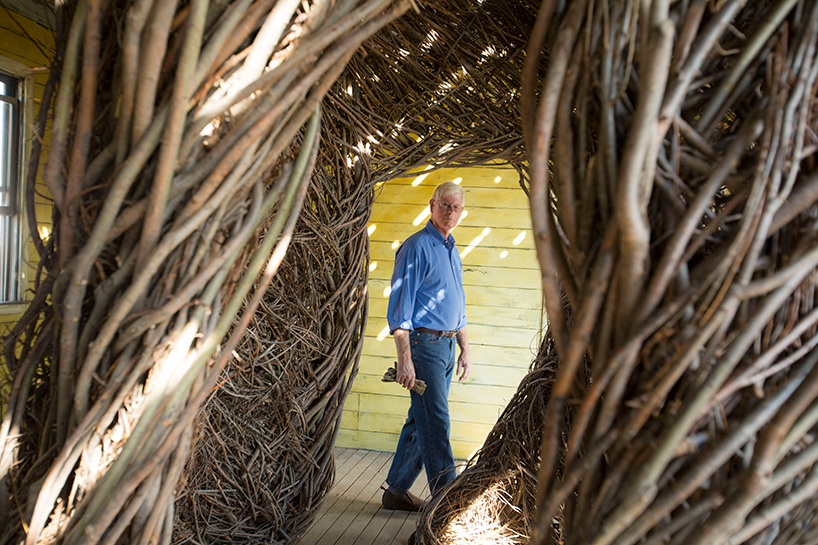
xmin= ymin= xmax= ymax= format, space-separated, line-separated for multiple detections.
xmin=2 ymin=0 xmax=818 ymax=544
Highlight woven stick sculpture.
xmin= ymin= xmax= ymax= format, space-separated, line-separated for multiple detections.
xmin=172 ymin=101 xmax=377 ymax=544
xmin=417 ymin=0 xmax=818 ymax=544
xmin=2 ymin=0 xmax=816 ymax=544
xmin=0 ymin=1 xmax=409 ymax=544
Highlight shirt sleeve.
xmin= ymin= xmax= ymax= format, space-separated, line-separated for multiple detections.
xmin=456 ymin=252 xmax=468 ymax=329
xmin=386 ymin=242 xmax=424 ymax=333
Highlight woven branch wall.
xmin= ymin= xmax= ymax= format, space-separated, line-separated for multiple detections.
xmin=0 ymin=1 xmax=410 ymax=544
xmin=415 ymin=0 xmax=818 ymax=544
xmin=172 ymin=103 xmax=375 ymax=544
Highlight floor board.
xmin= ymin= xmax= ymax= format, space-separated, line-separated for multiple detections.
xmin=299 ymin=449 xmax=426 ymax=545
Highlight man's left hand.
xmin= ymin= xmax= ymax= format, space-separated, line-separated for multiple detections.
xmin=455 ymin=327 xmax=472 ymax=381
xmin=456 ymin=351 xmax=472 ymax=381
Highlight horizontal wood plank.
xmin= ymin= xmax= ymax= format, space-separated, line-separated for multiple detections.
xmin=356 ymin=352 xmax=532 ymax=380
xmin=370 ymin=241 xmax=539 ymax=271
xmin=382 ymin=164 xmax=523 ymax=190
xmin=370 ymin=204 xmax=533 ymax=230
xmin=362 ymin=322 xmax=543 ymax=349
xmin=367 ymin=298 xmax=543 ymax=330
xmin=361 ymin=338 xmax=540 ymax=363
xmin=369 ymin=278 xmax=542 ymax=309
xmin=350 ymin=373 xmax=519 ymax=405
xmin=354 ymin=393 xmax=506 ymax=423
xmin=368 ymin=262 xmax=541 ymax=290
xmin=367 ymin=223 xmax=535 ymax=250
xmin=356 ymin=363 xmax=531 ymax=392
xmin=374 ymin=184 xmax=529 ymax=208
xmin=354 ymin=411 xmax=494 ymax=443
xmin=337 ymin=430 xmax=483 ymax=460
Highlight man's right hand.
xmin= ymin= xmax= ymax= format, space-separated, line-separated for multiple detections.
xmin=393 ymin=329 xmax=415 ymax=390
xmin=396 ymin=356 xmax=416 ymax=390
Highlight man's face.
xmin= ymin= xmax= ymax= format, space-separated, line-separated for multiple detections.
xmin=429 ymin=192 xmax=465 ymax=236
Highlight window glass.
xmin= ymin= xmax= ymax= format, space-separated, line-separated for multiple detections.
xmin=0 ymin=72 xmax=21 ymax=303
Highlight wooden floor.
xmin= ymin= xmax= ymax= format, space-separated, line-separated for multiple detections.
xmin=299 ymin=448 xmax=430 ymax=545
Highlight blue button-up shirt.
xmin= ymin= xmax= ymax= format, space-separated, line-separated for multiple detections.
xmin=387 ymin=221 xmax=467 ymax=333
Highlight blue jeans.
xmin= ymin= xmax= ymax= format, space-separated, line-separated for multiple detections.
xmin=386 ymin=330 xmax=457 ymax=495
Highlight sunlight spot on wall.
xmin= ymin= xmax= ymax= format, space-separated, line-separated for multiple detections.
xmin=368 ymin=224 xmax=377 ymax=236
xmin=455 ymin=210 xmax=468 ymax=227
xmin=413 ymin=206 xmax=431 ymax=226
xmin=412 ymin=165 xmax=434 ymax=186
xmin=500 ymin=250 xmax=508 ymax=259
xmin=452 ymin=177 xmax=463 ymax=185
xmin=369 ymin=262 xmax=378 ymax=272
xmin=377 ymin=325 xmax=390 ymax=341
xmin=513 ymin=231 xmax=526 ymax=246
xmin=39 ymin=226 xmax=50 ymax=239
xmin=494 ymin=176 xmax=502 ymax=184
xmin=391 ymin=240 xmax=401 ymax=249
xmin=383 ymin=286 xmax=392 ymax=297
xmin=412 ymin=173 xmax=430 ymax=186
xmin=460 ymin=228 xmax=491 ymax=259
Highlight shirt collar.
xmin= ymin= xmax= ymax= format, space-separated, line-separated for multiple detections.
xmin=425 ymin=220 xmax=455 ymax=247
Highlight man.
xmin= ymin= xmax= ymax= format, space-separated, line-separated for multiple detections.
xmin=381 ymin=181 xmax=472 ymax=513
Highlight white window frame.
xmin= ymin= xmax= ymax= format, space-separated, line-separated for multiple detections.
xmin=0 ymin=55 xmax=34 ymax=315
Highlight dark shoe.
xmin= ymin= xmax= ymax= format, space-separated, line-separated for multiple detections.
xmin=382 ymin=488 xmax=423 ymax=512
xmin=407 ymin=530 xmax=417 ymax=545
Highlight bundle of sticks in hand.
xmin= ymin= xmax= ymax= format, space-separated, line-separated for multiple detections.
xmin=382 ymin=365 xmax=426 ymax=395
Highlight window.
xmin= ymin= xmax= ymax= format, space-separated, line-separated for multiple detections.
xmin=0 ymin=59 xmax=32 ymax=311
xmin=1 ymin=72 xmax=22 ymax=304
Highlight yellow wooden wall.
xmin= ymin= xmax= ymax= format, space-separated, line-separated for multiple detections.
xmin=337 ymin=165 xmax=543 ymax=459
xmin=0 ymin=11 xmax=54 ymax=374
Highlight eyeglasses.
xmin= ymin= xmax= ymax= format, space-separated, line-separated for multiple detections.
xmin=435 ymin=200 xmax=464 ymax=213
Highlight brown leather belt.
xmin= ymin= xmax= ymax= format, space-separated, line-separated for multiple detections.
xmin=415 ymin=327 xmax=458 ymax=338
